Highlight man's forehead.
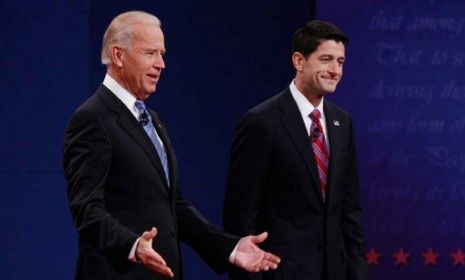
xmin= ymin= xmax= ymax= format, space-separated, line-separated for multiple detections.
xmin=132 ymin=23 xmax=163 ymax=37
xmin=315 ymin=40 xmax=345 ymax=54
xmin=132 ymin=24 xmax=164 ymax=45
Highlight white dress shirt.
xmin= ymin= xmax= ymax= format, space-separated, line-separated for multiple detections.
xmin=289 ymin=80 xmax=330 ymax=148
xmin=103 ymin=73 xmax=165 ymax=149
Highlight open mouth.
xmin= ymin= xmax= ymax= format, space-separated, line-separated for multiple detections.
xmin=147 ymin=74 xmax=159 ymax=83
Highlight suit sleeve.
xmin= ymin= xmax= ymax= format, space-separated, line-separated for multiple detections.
xmin=223 ymin=112 xmax=273 ymax=280
xmin=175 ymin=190 xmax=239 ymax=273
xmin=63 ymin=109 xmax=138 ymax=264
xmin=342 ymin=117 xmax=368 ymax=280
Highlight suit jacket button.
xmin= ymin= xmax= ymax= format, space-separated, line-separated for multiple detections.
xmin=171 ymin=230 xmax=177 ymax=238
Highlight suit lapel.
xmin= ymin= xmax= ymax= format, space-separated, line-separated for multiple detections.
xmin=278 ymin=89 xmax=324 ymax=204
xmin=324 ymin=102 xmax=341 ymax=206
xmin=149 ymin=111 xmax=177 ymax=196
xmin=97 ymin=86 xmax=171 ymax=193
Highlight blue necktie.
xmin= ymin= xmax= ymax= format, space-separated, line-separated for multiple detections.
xmin=135 ymin=100 xmax=170 ymax=186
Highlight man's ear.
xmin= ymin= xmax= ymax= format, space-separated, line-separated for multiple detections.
xmin=292 ymin=52 xmax=305 ymax=72
xmin=110 ymin=44 xmax=124 ymax=67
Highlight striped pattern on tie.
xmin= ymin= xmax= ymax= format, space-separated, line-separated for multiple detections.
xmin=309 ymin=109 xmax=329 ymax=202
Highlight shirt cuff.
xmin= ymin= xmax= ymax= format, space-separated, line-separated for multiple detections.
xmin=128 ymin=237 xmax=141 ymax=262
xmin=229 ymin=241 xmax=240 ymax=263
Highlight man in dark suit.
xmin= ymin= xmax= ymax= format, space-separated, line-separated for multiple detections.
xmin=223 ymin=20 xmax=367 ymax=280
xmin=63 ymin=11 xmax=280 ymax=280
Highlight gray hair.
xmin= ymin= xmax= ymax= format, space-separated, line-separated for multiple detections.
xmin=101 ymin=11 xmax=161 ymax=65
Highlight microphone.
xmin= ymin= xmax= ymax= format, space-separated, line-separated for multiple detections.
xmin=139 ymin=111 xmax=150 ymax=126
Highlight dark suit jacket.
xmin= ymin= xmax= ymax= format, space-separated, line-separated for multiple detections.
xmin=224 ymin=88 xmax=367 ymax=280
xmin=63 ymin=85 xmax=238 ymax=280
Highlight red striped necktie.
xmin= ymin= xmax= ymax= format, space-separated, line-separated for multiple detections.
xmin=309 ymin=109 xmax=329 ymax=202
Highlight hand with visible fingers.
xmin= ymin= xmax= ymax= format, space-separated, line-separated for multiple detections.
xmin=233 ymin=232 xmax=281 ymax=272
xmin=136 ymin=227 xmax=174 ymax=278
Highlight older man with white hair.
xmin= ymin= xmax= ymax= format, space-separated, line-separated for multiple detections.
xmin=63 ymin=11 xmax=280 ymax=280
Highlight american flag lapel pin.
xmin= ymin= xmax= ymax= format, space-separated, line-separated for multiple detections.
xmin=333 ymin=120 xmax=340 ymax=126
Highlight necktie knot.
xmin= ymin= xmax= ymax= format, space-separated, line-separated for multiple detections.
xmin=135 ymin=100 xmax=146 ymax=111
xmin=135 ymin=100 xmax=149 ymax=126
xmin=310 ymin=109 xmax=321 ymax=121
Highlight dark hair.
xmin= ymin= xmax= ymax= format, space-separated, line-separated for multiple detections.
xmin=292 ymin=20 xmax=348 ymax=58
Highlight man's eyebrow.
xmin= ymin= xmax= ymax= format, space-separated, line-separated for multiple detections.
xmin=318 ymin=54 xmax=345 ymax=59
xmin=143 ymin=48 xmax=166 ymax=53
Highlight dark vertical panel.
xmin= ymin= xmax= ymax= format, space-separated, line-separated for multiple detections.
xmin=309 ymin=0 xmax=315 ymax=19
xmin=1 ymin=1 xmax=311 ymax=279
xmin=0 ymin=1 xmax=89 ymax=279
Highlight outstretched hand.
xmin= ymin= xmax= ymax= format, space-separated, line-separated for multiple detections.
xmin=136 ymin=227 xmax=174 ymax=278
xmin=233 ymin=232 xmax=281 ymax=272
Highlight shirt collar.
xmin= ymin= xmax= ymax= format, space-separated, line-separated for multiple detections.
xmin=103 ymin=73 xmax=139 ymax=118
xmin=289 ymin=80 xmax=325 ymax=119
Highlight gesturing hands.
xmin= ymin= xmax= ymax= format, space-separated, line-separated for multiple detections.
xmin=233 ymin=232 xmax=281 ymax=272
xmin=136 ymin=228 xmax=280 ymax=277
xmin=136 ymin=227 xmax=174 ymax=278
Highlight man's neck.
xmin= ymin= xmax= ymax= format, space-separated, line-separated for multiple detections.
xmin=293 ymin=78 xmax=323 ymax=107
xmin=107 ymin=68 xmax=123 ymax=87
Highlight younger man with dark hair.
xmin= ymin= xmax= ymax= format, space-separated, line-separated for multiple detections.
xmin=224 ymin=20 xmax=368 ymax=280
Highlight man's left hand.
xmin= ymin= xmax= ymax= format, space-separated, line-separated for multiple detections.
xmin=233 ymin=232 xmax=281 ymax=272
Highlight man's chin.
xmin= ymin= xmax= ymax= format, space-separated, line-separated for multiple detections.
xmin=138 ymin=91 xmax=155 ymax=100
xmin=320 ymin=90 xmax=334 ymax=95
xmin=324 ymin=86 xmax=337 ymax=93
xmin=144 ymin=86 xmax=157 ymax=96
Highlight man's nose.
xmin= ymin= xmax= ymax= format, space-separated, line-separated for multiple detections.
xmin=154 ymin=55 xmax=165 ymax=69
xmin=328 ymin=61 xmax=341 ymax=75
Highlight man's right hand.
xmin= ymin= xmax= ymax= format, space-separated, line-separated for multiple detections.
xmin=136 ymin=227 xmax=174 ymax=278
